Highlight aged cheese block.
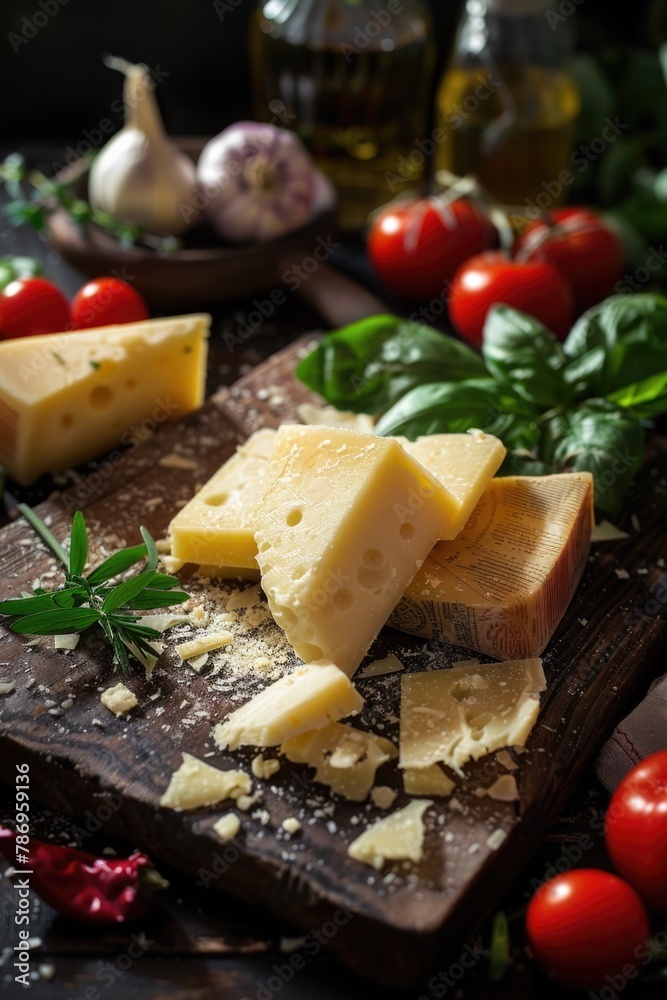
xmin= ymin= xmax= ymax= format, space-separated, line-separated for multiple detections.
xmin=0 ymin=314 xmax=210 ymax=485
xmin=254 ymin=424 xmax=460 ymax=677
xmin=390 ymin=473 xmax=594 ymax=659
xmin=214 ymin=662 xmax=363 ymax=750
xmin=399 ymin=430 xmax=506 ymax=538
xmin=399 ymin=658 xmax=547 ymax=776
xmin=169 ymin=428 xmax=277 ymax=571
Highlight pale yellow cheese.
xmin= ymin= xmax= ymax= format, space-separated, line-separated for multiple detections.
xmin=399 ymin=430 xmax=506 ymax=538
xmin=347 ymin=799 xmax=432 ymax=869
xmin=0 ymin=314 xmax=209 ymax=485
xmin=169 ymin=429 xmax=277 ymax=571
xmin=159 ymin=752 xmax=250 ymax=811
xmin=214 ymin=662 xmax=363 ymax=750
xmin=100 ymin=682 xmax=138 ymax=716
xmin=254 ymin=424 xmax=460 ymax=677
xmin=391 ymin=473 xmax=594 ymax=659
xmin=213 ymin=813 xmax=241 ymax=841
xmin=296 ymin=402 xmax=376 ymax=433
xmin=281 ymin=722 xmax=398 ymax=802
xmin=403 ymin=764 xmax=456 ymax=797
xmin=175 ymin=631 xmax=234 ymax=660
xmin=400 ymin=658 xmax=546 ymax=776
xmin=357 ymin=654 xmax=405 ymax=679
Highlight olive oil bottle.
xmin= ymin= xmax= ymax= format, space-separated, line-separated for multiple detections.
xmin=435 ymin=0 xmax=580 ymax=206
xmin=250 ymin=0 xmax=436 ymax=230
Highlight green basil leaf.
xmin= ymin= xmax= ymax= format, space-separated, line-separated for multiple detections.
xmin=563 ymin=294 xmax=667 ymax=397
xmin=606 ymin=369 xmax=667 ymax=418
xmin=545 ymin=401 xmax=645 ymax=514
xmin=482 ymin=306 xmax=569 ymax=408
xmin=86 ymin=543 xmax=148 ymax=585
xmin=11 ymin=608 xmax=103 ymax=636
xmin=68 ymin=510 xmax=88 ymax=577
xmin=498 ymin=452 xmax=550 ymax=477
xmin=375 ymin=379 xmax=537 ymax=440
xmin=102 ymin=570 xmax=157 ymax=612
xmin=296 ymin=314 xmax=487 ymax=414
xmin=0 ymin=587 xmax=80 ymax=617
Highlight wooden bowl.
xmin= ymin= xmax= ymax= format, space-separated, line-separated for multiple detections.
xmin=46 ymin=137 xmax=339 ymax=309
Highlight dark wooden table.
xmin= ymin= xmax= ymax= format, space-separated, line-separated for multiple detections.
xmin=1 ymin=145 xmax=666 ymax=999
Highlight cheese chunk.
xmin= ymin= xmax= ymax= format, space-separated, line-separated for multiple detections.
xmin=391 ymin=473 xmax=594 ymax=659
xmin=213 ymin=813 xmax=241 ymax=841
xmin=403 ymin=764 xmax=456 ymax=797
xmin=281 ymin=722 xmax=398 ymax=802
xmin=347 ymin=799 xmax=432 ymax=869
xmin=254 ymin=424 xmax=460 ymax=677
xmin=399 ymin=430 xmax=506 ymax=538
xmin=159 ymin=753 xmax=250 ymax=811
xmin=0 ymin=314 xmax=209 ymax=485
xmin=169 ymin=429 xmax=277 ymax=571
xmin=399 ymin=658 xmax=547 ymax=776
xmin=214 ymin=662 xmax=363 ymax=750
xmin=296 ymin=402 xmax=376 ymax=433
xmin=100 ymin=683 xmax=138 ymax=716
xmin=175 ymin=631 xmax=234 ymax=660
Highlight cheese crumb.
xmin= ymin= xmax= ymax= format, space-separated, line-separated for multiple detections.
xmin=403 ymin=764 xmax=455 ymax=798
xmin=482 ymin=775 xmax=520 ymax=802
xmin=486 ymin=828 xmax=508 ymax=851
xmin=176 ymin=631 xmax=234 ymax=660
xmin=251 ymin=754 xmax=281 ymax=780
xmin=100 ymin=683 xmax=138 ymax=717
xmin=348 ymin=799 xmax=432 ymax=869
xmin=370 ymin=786 xmax=398 ymax=810
xmin=236 ymin=793 xmax=261 ymax=811
xmin=281 ymin=817 xmax=302 ymax=834
xmin=160 ymin=753 xmax=251 ymax=811
xmin=358 ymin=654 xmax=404 ymax=679
xmin=213 ymin=813 xmax=241 ymax=841
xmin=159 ymin=453 xmax=198 ymax=470
xmin=0 ymin=681 xmax=15 ymax=696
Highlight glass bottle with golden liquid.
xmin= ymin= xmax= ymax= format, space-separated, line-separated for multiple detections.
xmin=249 ymin=0 xmax=436 ymax=230
xmin=435 ymin=0 xmax=581 ymax=207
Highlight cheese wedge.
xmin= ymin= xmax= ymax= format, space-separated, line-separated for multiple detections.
xmin=0 ymin=314 xmax=210 ymax=484
xmin=390 ymin=473 xmax=594 ymax=659
xmin=254 ymin=424 xmax=460 ymax=677
xmin=347 ymin=799 xmax=432 ymax=869
xmin=214 ymin=662 xmax=363 ymax=750
xmin=399 ymin=658 xmax=547 ymax=776
xmin=159 ymin=753 xmax=250 ymax=811
xmin=281 ymin=721 xmax=398 ymax=802
xmin=169 ymin=428 xmax=277 ymax=570
xmin=399 ymin=430 xmax=506 ymax=538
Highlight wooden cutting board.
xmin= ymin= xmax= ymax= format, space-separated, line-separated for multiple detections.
xmin=1 ymin=336 xmax=666 ymax=989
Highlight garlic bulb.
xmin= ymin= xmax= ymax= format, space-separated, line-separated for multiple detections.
xmin=88 ymin=57 xmax=197 ymax=237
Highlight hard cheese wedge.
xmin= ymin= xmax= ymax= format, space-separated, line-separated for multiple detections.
xmin=214 ymin=661 xmax=363 ymax=750
xmin=390 ymin=473 xmax=594 ymax=659
xmin=399 ymin=430 xmax=506 ymax=539
xmin=254 ymin=424 xmax=460 ymax=677
xmin=0 ymin=314 xmax=210 ymax=485
xmin=169 ymin=428 xmax=276 ymax=571
xmin=347 ymin=799 xmax=432 ymax=869
xmin=159 ymin=753 xmax=251 ymax=811
xmin=399 ymin=658 xmax=547 ymax=776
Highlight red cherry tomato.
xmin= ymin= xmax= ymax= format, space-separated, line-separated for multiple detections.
xmin=71 ymin=277 xmax=150 ymax=329
xmin=0 ymin=277 xmax=71 ymax=339
xmin=515 ymin=207 xmax=624 ymax=314
xmin=605 ymin=750 xmax=667 ymax=912
xmin=526 ymin=869 xmax=650 ymax=991
xmin=367 ymin=196 xmax=497 ymax=299
xmin=448 ymin=251 xmax=575 ymax=348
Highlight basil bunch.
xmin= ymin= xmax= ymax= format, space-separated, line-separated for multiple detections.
xmin=296 ymin=294 xmax=667 ymax=514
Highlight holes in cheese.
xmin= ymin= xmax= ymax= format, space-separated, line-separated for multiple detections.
xmin=159 ymin=753 xmax=251 ymax=811
xmin=391 ymin=472 xmax=594 ymax=660
xmin=281 ymin=721 xmax=398 ymax=802
xmin=213 ymin=662 xmax=363 ymax=750
xmin=347 ymin=799 xmax=432 ymax=869
xmin=0 ymin=314 xmax=209 ymax=486
xmin=168 ymin=428 xmax=277 ymax=571
xmin=399 ymin=658 xmax=547 ymax=777
xmin=254 ymin=425 xmax=461 ymax=678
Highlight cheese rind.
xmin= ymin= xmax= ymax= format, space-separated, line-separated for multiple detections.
xmin=254 ymin=424 xmax=460 ymax=677
xmin=0 ymin=314 xmax=209 ymax=485
xmin=214 ymin=662 xmax=363 ymax=750
xmin=399 ymin=430 xmax=506 ymax=539
xmin=347 ymin=799 xmax=432 ymax=869
xmin=399 ymin=658 xmax=547 ymax=776
xmin=281 ymin=722 xmax=398 ymax=802
xmin=391 ymin=473 xmax=594 ymax=660
xmin=159 ymin=753 xmax=250 ymax=811
xmin=169 ymin=429 xmax=277 ymax=571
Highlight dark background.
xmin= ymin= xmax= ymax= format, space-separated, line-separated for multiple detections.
xmin=0 ymin=0 xmax=660 ymax=149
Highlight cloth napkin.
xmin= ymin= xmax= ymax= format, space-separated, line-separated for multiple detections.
xmin=596 ymin=672 xmax=667 ymax=792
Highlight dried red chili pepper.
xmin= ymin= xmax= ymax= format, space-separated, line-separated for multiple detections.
xmin=0 ymin=824 xmax=168 ymax=924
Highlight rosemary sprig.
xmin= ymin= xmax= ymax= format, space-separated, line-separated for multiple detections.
xmin=0 ymin=153 xmax=179 ymax=252
xmin=0 ymin=505 xmax=189 ymax=674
